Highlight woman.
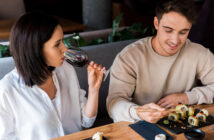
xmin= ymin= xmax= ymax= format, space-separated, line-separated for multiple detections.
xmin=0 ymin=12 xmax=105 ymax=140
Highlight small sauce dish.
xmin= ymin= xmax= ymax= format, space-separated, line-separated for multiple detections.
xmin=184 ymin=128 xmax=205 ymax=140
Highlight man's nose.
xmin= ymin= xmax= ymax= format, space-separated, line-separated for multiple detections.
xmin=171 ymin=34 xmax=179 ymax=45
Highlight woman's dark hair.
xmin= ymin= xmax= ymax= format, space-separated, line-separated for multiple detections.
xmin=156 ymin=0 xmax=198 ymax=24
xmin=10 ymin=12 xmax=59 ymax=87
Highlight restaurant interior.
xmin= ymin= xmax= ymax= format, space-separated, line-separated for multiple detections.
xmin=1 ymin=0 xmax=214 ymax=140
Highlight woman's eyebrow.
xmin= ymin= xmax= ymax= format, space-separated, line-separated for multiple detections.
xmin=55 ymin=39 xmax=61 ymax=44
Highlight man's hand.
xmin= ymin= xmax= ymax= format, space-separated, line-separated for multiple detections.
xmin=157 ymin=93 xmax=189 ymax=108
xmin=136 ymin=103 xmax=169 ymax=123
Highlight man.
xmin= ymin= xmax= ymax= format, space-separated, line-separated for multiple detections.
xmin=107 ymin=0 xmax=214 ymax=123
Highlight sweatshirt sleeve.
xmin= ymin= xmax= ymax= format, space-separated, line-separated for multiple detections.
xmin=107 ymin=54 xmax=141 ymax=123
xmin=186 ymin=49 xmax=214 ymax=104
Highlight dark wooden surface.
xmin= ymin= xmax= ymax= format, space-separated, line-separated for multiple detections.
xmin=0 ymin=17 xmax=87 ymax=40
xmin=53 ymin=104 xmax=214 ymax=140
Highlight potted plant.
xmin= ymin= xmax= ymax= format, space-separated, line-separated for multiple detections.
xmin=0 ymin=15 xmax=155 ymax=58
xmin=63 ymin=14 xmax=155 ymax=47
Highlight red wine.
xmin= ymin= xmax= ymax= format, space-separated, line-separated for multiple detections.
xmin=64 ymin=48 xmax=89 ymax=67
xmin=66 ymin=56 xmax=88 ymax=67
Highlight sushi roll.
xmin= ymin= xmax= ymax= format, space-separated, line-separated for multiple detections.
xmin=188 ymin=116 xmax=199 ymax=126
xmin=176 ymin=104 xmax=188 ymax=112
xmin=155 ymin=134 xmax=166 ymax=140
xmin=200 ymin=109 xmax=209 ymax=116
xmin=196 ymin=112 xmax=207 ymax=122
xmin=188 ymin=106 xmax=195 ymax=116
xmin=168 ymin=112 xmax=180 ymax=121
xmin=176 ymin=110 xmax=186 ymax=120
xmin=92 ymin=132 xmax=103 ymax=140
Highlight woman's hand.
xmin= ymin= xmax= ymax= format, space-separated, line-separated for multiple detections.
xmin=136 ymin=103 xmax=169 ymax=123
xmin=84 ymin=61 xmax=105 ymax=118
xmin=87 ymin=61 xmax=105 ymax=93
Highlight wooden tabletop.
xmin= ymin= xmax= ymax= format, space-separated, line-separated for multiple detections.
xmin=53 ymin=104 xmax=214 ymax=140
xmin=0 ymin=17 xmax=87 ymax=40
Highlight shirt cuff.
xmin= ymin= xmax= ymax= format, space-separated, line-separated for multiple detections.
xmin=185 ymin=91 xmax=198 ymax=105
xmin=129 ymin=104 xmax=141 ymax=122
xmin=82 ymin=113 xmax=96 ymax=128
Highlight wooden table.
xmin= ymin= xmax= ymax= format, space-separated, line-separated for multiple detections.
xmin=53 ymin=104 xmax=214 ymax=140
xmin=0 ymin=17 xmax=87 ymax=40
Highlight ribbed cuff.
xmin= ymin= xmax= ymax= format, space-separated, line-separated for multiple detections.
xmin=129 ymin=104 xmax=141 ymax=122
xmin=82 ymin=113 xmax=96 ymax=128
xmin=185 ymin=91 xmax=198 ymax=105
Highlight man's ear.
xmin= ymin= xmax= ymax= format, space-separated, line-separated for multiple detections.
xmin=154 ymin=16 xmax=159 ymax=30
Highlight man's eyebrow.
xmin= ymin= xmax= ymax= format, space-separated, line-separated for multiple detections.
xmin=162 ymin=26 xmax=190 ymax=32
xmin=163 ymin=26 xmax=173 ymax=30
xmin=180 ymin=28 xmax=190 ymax=32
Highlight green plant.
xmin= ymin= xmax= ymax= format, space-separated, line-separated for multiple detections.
xmin=63 ymin=33 xmax=86 ymax=48
xmin=64 ymin=14 xmax=156 ymax=47
xmin=107 ymin=14 xmax=156 ymax=43
xmin=108 ymin=14 xmax=123 ymax=42
xmin=0 ymin=15 xmax=156 ymax=58
xmin=0 ymin=44 xmax=10 ymax=58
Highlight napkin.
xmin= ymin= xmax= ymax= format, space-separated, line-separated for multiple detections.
xmin=129 ymin=121 xmax=173 ymax=140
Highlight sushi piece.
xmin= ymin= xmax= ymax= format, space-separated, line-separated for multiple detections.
xmin=92 ymin=132 xmax=103 ymax=140
xmin=188 ymin=116 xmax=199 ymax=126
xmin=176 ymin=104 xmax=188 ymax=112
xmin=168 ymin=112 xmax=180 ymax=121
xmin=200 ymin=109 xmax=209 ymax=116
xmin=176 ymin=110 xmax=187 ymax=120
xmin=196 ymin=112 xmax=207 ymax=122
xmin=188 ymin=106 xmax=195 ymax=116
xmin=155 ymin=134 xmax=166 ymax=140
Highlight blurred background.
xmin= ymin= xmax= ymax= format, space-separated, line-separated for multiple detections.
xmin=0 ymin=0 xmax=213 ymax=52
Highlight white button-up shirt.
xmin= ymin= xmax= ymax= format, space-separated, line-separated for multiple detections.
xmin=0 ymin=62 xmax=96 ymax=140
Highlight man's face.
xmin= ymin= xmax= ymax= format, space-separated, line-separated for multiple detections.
xmin=152 ymin=11 xmax=192 ymax=56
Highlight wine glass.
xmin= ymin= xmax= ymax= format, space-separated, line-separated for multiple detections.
xmin=64 ymin=46 xmax=89 ymax=67
xmin=64 ymin=46 xmax=110 ymax=81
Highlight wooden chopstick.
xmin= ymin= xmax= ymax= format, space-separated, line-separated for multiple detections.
xmin=136 ymin=108 xmax=176 ymax=112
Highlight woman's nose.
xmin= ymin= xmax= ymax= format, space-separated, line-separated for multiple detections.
xmin=62 ymin=44 xmax=68 ymax=53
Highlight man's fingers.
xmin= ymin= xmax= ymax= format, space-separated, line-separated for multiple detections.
xmin=157 ymin=97 xmax=166 ymax=105
xmin=149 ymin=103 xmax=165 ymax=111
xmin=138 ymin=111 xmax=165 ymax=123
xmin=159 ymin=101 xmax=170 ymax=108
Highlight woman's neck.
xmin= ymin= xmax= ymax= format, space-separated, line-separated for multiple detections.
xmin=39 ymin=74 xmax=57 ymax=99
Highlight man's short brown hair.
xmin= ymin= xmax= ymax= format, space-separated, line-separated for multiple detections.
xmin=156 ymin=0 xmax=198 ymax=24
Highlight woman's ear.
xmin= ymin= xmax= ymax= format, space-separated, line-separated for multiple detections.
xmin=154 ymin=16 xmax=159 ymax=30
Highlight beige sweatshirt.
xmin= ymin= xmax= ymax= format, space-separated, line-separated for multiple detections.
xmin=107 ymin=37 xmax=214 ymax=122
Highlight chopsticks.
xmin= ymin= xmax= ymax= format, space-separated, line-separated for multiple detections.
xmin=136 ymin=108 xmax=176 ymax=112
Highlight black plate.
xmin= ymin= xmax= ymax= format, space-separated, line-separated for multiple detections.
xmin=157 ymin=109 xmax=214 ymax=134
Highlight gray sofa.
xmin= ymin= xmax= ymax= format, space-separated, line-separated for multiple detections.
xmin=0 ymin=39 xmax=137 ymax=127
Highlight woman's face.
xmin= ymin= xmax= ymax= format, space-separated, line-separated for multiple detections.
xmin=43 ymin=25 xmax=68 ymax=67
